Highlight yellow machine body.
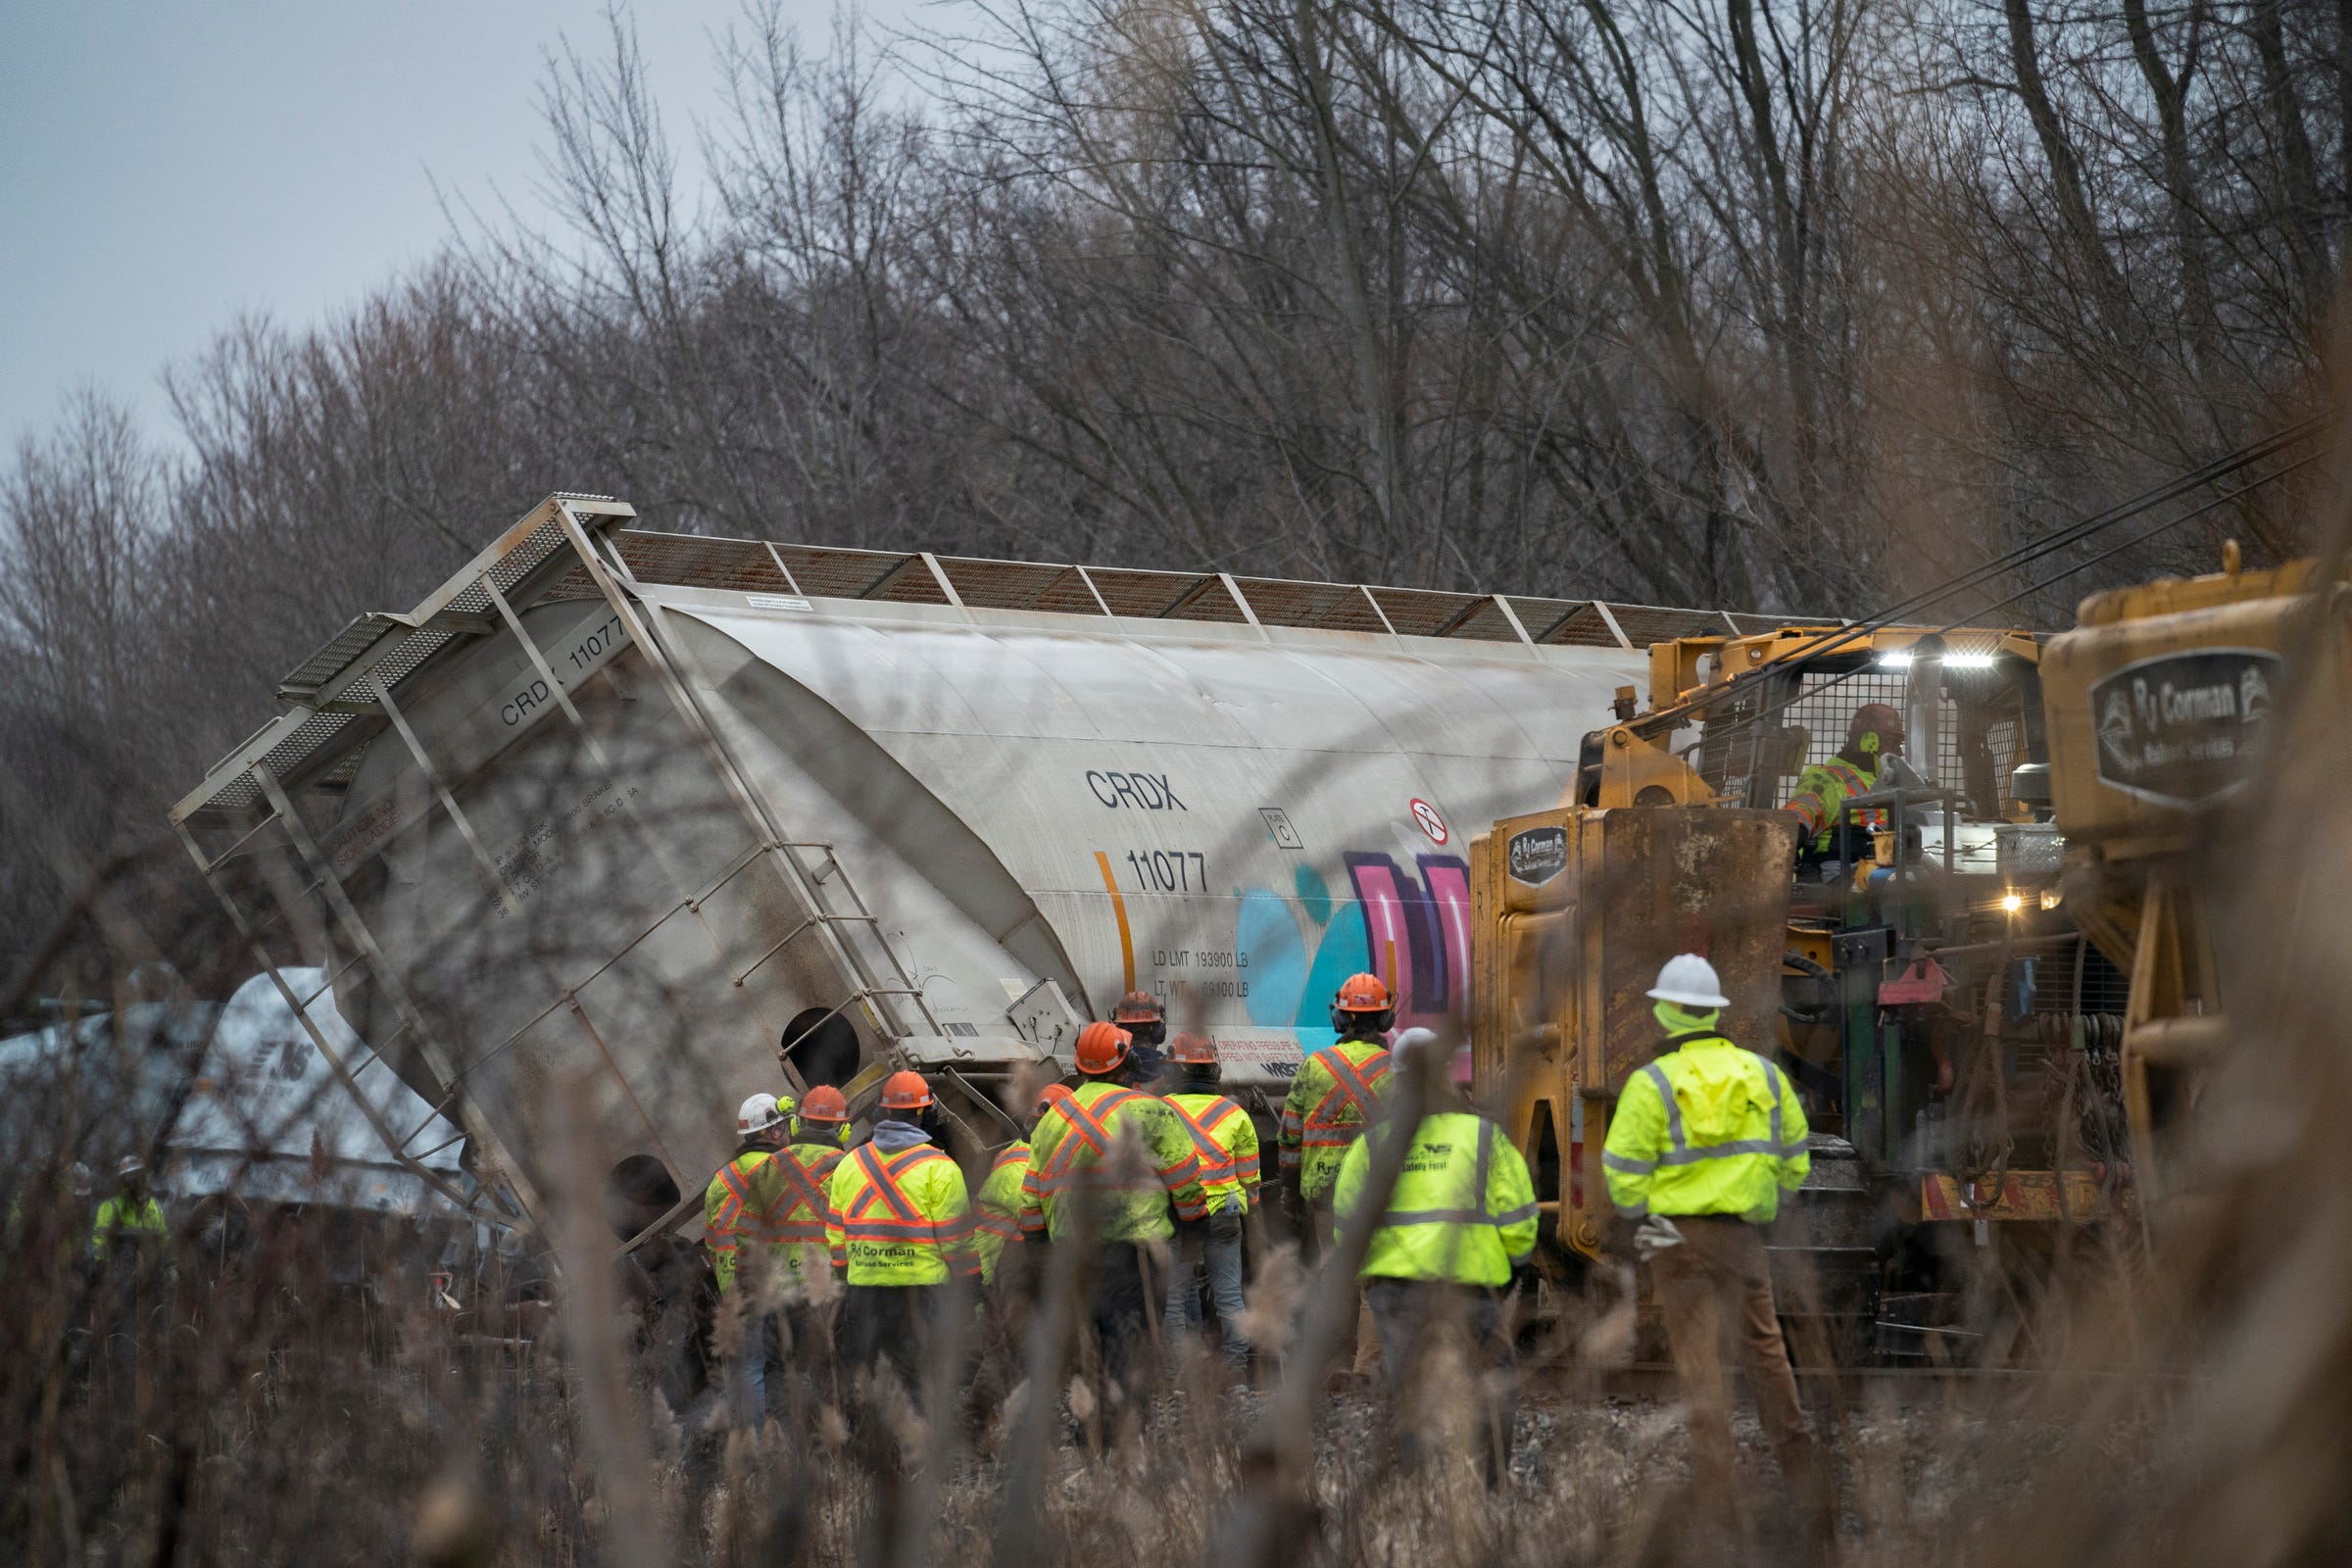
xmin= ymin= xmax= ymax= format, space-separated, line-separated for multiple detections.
xmin=2040 ymin=552 xmax=2348 ymax=1207
xmin=1469 ymin=807 xmax=1797 ymax=1256
xmin=1474 ymin=622 xmax=2055 ymax=1262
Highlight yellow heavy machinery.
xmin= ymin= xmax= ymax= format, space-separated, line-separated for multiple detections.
xmin=1470 ymin=616 xmax=2096 ymax=1352
xmin=1472 ymin=541 xmax=2339 ymax=1354
xmin=2040 ymin=543 xmax=2347 ymax=1215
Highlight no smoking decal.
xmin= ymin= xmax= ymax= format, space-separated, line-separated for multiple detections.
xmin=1409 ymin=798 xmax=1448 ymax=845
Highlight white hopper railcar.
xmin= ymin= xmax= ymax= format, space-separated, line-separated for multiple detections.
xmin=172 ymin=495 xmax=1778 ymax=1212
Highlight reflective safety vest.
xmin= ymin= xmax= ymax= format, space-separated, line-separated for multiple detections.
xmin=777 ymin=1145 xmax=845 ymax=1241
xmin=91 ymin=1194 xmax=166 ymax=1261
xmin=825 ymin=1139 xmax=976 ymax=1286
xmin=1785 ymin=757 xmax=1884 ymax=852
xmin=1165 ymin=1092 xmax=1259 ymax=1214
xmin=1279 ymin=1040 xmax=1393 ymax=1201
xmin=973 ymin=1142 xmax=1030 ymax=1285
xmin=779 ymin=1143 xmax=847 ymax=1287
xmin=1602 ymin=1033 xmax=1811 ymax=1224
xmin=706 ymin=1149 xmax=798 ymax=1295
xmin=1332 ymin=1110 xmax=1538 ymax=1287
xmin=1019 ymin=1079 xmax=1206 ymax=1244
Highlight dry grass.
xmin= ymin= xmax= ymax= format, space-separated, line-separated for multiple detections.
xmin=0 ymin=1087 xmax=2185 ymax=1568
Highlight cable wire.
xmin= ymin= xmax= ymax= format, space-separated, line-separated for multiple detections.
xmin=1671 ymin=414 xmax=2329 ymax=721
xmin=1658 ymin=425 xmax=2328 ymax=769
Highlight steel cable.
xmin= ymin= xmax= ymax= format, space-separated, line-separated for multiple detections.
xmin=1673 ymin=438 xmax=2328 ymax=762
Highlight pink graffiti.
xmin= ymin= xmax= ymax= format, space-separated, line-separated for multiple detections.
xmin=1343 ymin=853 xmax=1472 ymax=1027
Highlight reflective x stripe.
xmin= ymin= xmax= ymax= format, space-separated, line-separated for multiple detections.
xmin=984 ymin=1150 xmax=1027 ymax=1235
xmin=843 ymin=1147 xmax=973 ymax=1245
xmin=1308 ymin=1047 xmax=1389 ymax=1134
xmin=711 ymin=1160 xmax=755 ymax=1231
xmin=772 ymin=1152 xmax=833 ymax=1234
xmin=837 ymin=1146 xmax=974 ymax=1276
xmin=1824 ymin=762 xmax=1887 ymax=828
xmin=716 ymin=1156 xmax=795 ymax=1243
xmin=1171 ymin=1099 xmax=1239 ymax=1179
xmin=1040 ymin=1090 xmax=1135 ymax=1183
xmin=1199 ymin=1098 xmax=1259 ymax=1180
xmin=852 ymin=1146 xmax=921 ymax=1223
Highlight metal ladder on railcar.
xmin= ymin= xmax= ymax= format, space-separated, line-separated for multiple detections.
xmin=549 ymin=505 xmax=961 ymax=1089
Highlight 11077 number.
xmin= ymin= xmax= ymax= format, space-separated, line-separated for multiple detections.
xmin=1125 ymin=850 xmax=1207 ymax=893
xmin=566 ymin=613 xmax=627 ymax=670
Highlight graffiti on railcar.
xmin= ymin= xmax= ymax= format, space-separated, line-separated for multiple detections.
xmin=1229 ymin=853 xmax=1470 ymax=1048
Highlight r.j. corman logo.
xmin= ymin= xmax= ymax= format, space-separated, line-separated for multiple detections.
xmin=2089 ymin=647 xmax=2280 ymax=808
xmin=1507 ymin=824 xmax=1568 ymax=886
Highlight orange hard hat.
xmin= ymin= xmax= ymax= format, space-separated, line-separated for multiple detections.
xmin=1075 ymin=1020 xmax=1131 ymax=1074
xmin=879 ymin=1070 xmax=934 ymax=1111
xmin=1169 ymin=1031 xmax=1218 ymax=1066
xmin=1334 ymin=972 xmax=1394 ymax=1013
xmin=1111 ymin=990 xmax=1165 ymax=1023
xmin=799 ymin=1085 xmax=850 ymax=1124
xmin=1035 ymin=1082 xmax=1074 ymax=1113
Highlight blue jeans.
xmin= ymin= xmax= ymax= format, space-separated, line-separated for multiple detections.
xmin=1164 ymin=1223 xmax=1250 ymax=1364
xmin=732 ymin=1309 xmax=790 ymax=1428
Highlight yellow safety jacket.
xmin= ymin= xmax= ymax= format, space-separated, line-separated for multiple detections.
xmin=1019 ymin=1079 xmax=1206 ymax=1244
xmin=1332 ymin=1110 xmax=1536 ymax=1287
xmin=1165 ymin=1092 xmax=1259 ymax=1214
xmin=91 ymin=1194 xmax=166 ymax=1261
xmin=781 ymin=1143 xmax=847 ymax=1284
xmin=973 ymin=1142 xmax=1030 ymax=1285
xmin=1602 ymin=1033 xmax=1810 ymax=1223
xmin=1785 ymin=756 xmax=1884 ymax=853
xmin=706 ymin=1148 xmax=805 ymax=1295
xmin=825 ymin=1137 xmax=977 ymax=1286
xmin=1279 ymin=1039 xmax=1393 ymax=1201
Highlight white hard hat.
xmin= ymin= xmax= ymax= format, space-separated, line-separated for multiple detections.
xmin=736 ymin=1093 xmax=787 ymax=1137
xmin=116 ymin=1153 xmax=147 ymax=1179
xmin=1647 ymin=954 xmax=1730 ymax=1009
xmin=1392 ymin=1026 xmax=1440 ymax=1059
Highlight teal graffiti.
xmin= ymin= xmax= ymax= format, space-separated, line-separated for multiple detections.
xmin=1293 ymin=862 xmax=1333 ymax=926
xmin=1237 ymin=889 xmax=1303 ymax=1027
xmin=1237 ymin=863 xmax=1369 ymax=1044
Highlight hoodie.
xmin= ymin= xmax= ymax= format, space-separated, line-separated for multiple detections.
xmin=870 ymin=1118 xmax=932 ymax=1153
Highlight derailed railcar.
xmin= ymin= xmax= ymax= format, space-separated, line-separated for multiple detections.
xmin=0 ymin=969 xmax=478 ymax=1292
xmin=173 ymin=494 xmax=1777 ymax=1217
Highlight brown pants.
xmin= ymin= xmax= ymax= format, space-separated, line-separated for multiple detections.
xmin=1648 ymin=1216 xmax=1819 ymax=1506
xmin=1310 ymin=1204 xmax=1385 ymax=1379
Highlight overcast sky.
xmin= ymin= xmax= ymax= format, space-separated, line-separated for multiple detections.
xmin=0 ymin=2 xmax=883 ymax=451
